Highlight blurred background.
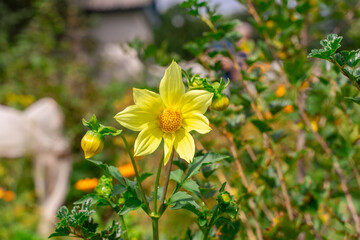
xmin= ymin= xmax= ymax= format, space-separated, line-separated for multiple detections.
xmin=1 ymin=0 xmax=360 ymax=239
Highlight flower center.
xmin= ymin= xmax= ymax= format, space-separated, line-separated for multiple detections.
xmin=159 ymin=109 xmax=182 ymax=133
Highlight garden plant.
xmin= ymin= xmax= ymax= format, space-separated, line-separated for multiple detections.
xmin=2 ymin=0 xmax=360 ymax=239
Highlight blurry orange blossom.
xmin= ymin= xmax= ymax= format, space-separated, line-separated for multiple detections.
xmin=118 ymin=163 xmax=136 ymax=178
xmin=264 ymin=110 xmax=273 ymax=120
xmin=75 ymin=178 xmax=99 ymax=191
xmin=275 ymin=84 xmax=286 ymax=97
xmin=3 ymin=190 xmax=15 ymax=202
xmin=283 ymin=105 xmax=294 ymax=113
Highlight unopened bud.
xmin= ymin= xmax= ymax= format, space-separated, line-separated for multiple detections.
xmin=81 ymin=130 xmax=104 ymax=159
xmin=220 ymin=192 xmax=231 ymax=205
xmin=211 ymin=94 xmax=230 ymax=111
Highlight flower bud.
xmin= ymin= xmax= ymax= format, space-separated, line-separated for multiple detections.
xmin=219 ymin=192 xmax=232 ymax=206
xmin=81 ymin=130 xmax=104 ymax=159
xmin=211 ymin=94 xmax=230 ymax=111
xmin=95 ymin=175 xmax=113 ymax=199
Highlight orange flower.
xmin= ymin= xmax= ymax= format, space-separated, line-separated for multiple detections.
xmin=3 ymin=190 xmax=15 ymax=202
xmin=300 ymin=81 xmax=310 ymax=91
xmin=264 ymin=110 xmax=273 ymax=120
xmin=275 ymin=84 xmax=286 ymax=97
xmin=283 ymin=105 xmax=294 ymax=113
xmin=74 ymin=178 xmax=99 ymax=192
xmin=118 ymin=163 xmax=136 ymax=178
xmin=0 ymin=188 xmax=4 ymax=199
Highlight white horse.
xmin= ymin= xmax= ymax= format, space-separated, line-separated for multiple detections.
xmin=0 ymin=98 xmax=71 ymax=236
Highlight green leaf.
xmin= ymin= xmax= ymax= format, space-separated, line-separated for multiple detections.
xmin=170 ymin=169 xmax=184 ymax=184
xmin=48 ymin=226 xmax=70 ymax=238
xmin=169 ymin=191 xmax=193 ymax=203
xmin=308 ymin=34 xmax=343 ymax=60
xmin=74 ymin=194 xmax=100 ymax=205
xmin=108 ymin=166 xmax=126 ymax=186
xmin=113 ymin=184 xmax=127 ymax=196
xmin=185 ymin=152 xmax=229 ymax=181
xmin=119 ymin=191 xmax=142 ymax=215
xmin=169 ymin=191 xmax=200 ymax=210
xmin=251 ymin=119 xmax=273 ymax=132
xmin=140 ymin=172 xmax=153 ymax=182
xmin=182 ymin=179 xmax=201 ymax=196
xmin=345 ymin=97 xmax=360 ymax=105
xmin=98 ymin=125 xmax=122 ymax=137
xmin=87 ymin=159 xmax=126 ymax=186
xmin=347 ymin=51 xmax=360 ymax=68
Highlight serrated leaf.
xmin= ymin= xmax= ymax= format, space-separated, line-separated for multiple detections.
xmin=308 ymin=34 xmax=343 ymax=60
xmin=169 ymin=191 xmax=193 ymax=203
xmin=185 ymin=152 xmax=229 ymax=181
xmin=348 ymin=51 xmax=360 ymax=68
xmin=170 ymin=169 xmax=184 ymax=184
xmin=183 ymin=179 xmax=201 ymax=195
xmin=251 ymin=119 xmax=273 ymax=132
xmin=334 ymin=53 xmax=345 ymax=66
xmin=74 ymin=194 xmax=99 ymax=205
xmin=108 ymin=166 xmax=126 ymax=186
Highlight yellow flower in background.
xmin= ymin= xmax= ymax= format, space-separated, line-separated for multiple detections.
xmin=275 ymin=84 xmax=286 ymax=97
xmin=118 ymin=163 xmax=136 ymax=178
xmin=74 ymin=178 xmax=99 ymax=191
xmin=115 ymin=61 xmax=213 ymax=165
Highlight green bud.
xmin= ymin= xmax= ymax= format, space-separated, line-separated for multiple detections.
xmin=95 ymin=175 xmax=113 ymax=199
xmin=218 ymin=191 xmax=232 ymax=206
xmin=118 ymin=198 xmax=125 ymax=205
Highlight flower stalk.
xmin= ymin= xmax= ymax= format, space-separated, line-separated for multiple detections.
xmin=120 ymin=134 xmax=151 ymax=214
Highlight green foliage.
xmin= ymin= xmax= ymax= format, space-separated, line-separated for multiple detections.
xmin=49 ymin=200 xmax=123 ymax=239
xmin=309 ymin=34 xmax=360 ymax=93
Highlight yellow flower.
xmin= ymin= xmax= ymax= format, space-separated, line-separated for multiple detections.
xmin=275 ymin=84 xmax=286 ymax=97
xmin=114 ymin=61 xmax=213 ymax=165
xmin=81 ymin=130 xmax=104 ymax=159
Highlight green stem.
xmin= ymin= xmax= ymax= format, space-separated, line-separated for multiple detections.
xmin=153 ymin=153 xmax=164 ymax=214
xmin=152 ymin=217 xmax=159 ymax=240
xmin=120 ymin=215 xmax=129 ymax=240
xmin=158 ymin=149 xmax=175 ymax=215
xmin=203 ymin=204 xmax=220 ymax=240
xmin=331 ymin=58 xmax=360 ymax=92
xmin=120 ymin=134 xmax=151 ymax=213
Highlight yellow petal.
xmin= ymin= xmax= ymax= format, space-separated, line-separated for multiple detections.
xmin=174 ymin=128 xmax=195 ymax=163
xmin=182 ymin=112 xmax=212 ymax=134
xmin=134 ymin=124 xmax=163 ymax=156
xmin=163 ymin=133 xmax=175 ymax=165
xmin=114 ymin=105 xmax=157 ymax=131
xmin=159 ymin=61 xmax=185 ymax=108
xmin=133 ymin=88 xmax=164 ymax=114
xmin=180 ymin=90 xmax=213 ymax=115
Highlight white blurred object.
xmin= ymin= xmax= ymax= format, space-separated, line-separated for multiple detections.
xmin=0 ymin=98 xmax=71 ymax=236
xmin=99 ymin=44 xmax=144 ymax=82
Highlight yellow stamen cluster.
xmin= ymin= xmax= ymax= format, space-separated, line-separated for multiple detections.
xmin=159 ymin=109 xmax=182 ymax=133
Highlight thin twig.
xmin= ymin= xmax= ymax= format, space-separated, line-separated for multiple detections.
xmin=159 ymin=149 xmax=175 ymax=209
